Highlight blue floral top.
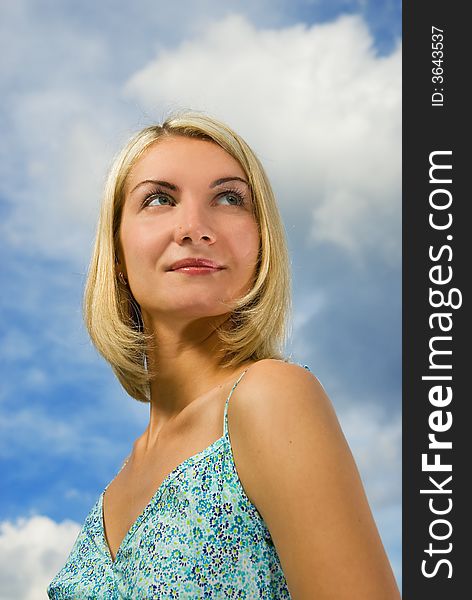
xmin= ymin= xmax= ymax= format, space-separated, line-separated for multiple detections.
xmin=47 ymin=365 xmax=310 ymax=599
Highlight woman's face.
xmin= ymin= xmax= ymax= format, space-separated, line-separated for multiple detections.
xmin=118 ymin=135 xmax=260 ymax=325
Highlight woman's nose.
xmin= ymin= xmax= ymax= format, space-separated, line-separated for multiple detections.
xmin=174 ymin=201 xmax=216 ymax=245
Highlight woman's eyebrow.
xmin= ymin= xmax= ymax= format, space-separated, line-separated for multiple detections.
xmin=130 ymin=176 xmax=249 ymax=195
xmin=210 ymin=177 xmax=249 ymax=188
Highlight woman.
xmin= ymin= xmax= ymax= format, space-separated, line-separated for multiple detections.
xmin=47 ymin=111 xmax=400 ymax=599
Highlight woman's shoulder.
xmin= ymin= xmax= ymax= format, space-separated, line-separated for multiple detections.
xmin=235 ymin=358 xmax=328 ymax=412
xmin=228 ymin=358 xmax=340 ymax=495
xmin=246 ymin=357 xmax=313 ymax=375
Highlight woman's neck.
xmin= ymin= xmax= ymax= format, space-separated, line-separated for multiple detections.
xmin=142 ymin=313 xmax=244 ymax=443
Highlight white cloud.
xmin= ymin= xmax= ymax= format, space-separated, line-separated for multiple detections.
xmin=1 ymin=12 xmax=400 ymax=267
xmin=0 ymin=515 xmax=80 ymax=600
xmin=0 ymin=0 xmax=116 ymax=269
xmin=126 ymin=13 xmax=401 ymax=263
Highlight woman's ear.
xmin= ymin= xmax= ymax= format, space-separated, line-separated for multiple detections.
xmin=114 ymin=245 xmax=126 ymax=272
xmin=114 ymin=249 xmax=128 ymax=282
xmin=115 ymin=258 xmax=129 ymax=287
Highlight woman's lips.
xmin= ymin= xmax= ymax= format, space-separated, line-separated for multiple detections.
xmin=168 ymin=258 xmax=225 ymax=274
xmin=171 ymin=266 xmax=223 ymax=275
xmin=168 ymin=258 xmax=224 ymax=270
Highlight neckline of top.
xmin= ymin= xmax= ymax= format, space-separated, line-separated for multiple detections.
xmin=100 ymin=431 xmax=228 ymax=565
xmin=100 ymin=366 xmax=250 ymax=565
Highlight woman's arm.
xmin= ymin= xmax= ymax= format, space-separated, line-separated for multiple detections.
xmin=229 ymin=360 xmax=401 ymax=600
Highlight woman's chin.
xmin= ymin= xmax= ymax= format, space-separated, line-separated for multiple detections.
xmin=145 ymin=304 xmax=233 ymax=321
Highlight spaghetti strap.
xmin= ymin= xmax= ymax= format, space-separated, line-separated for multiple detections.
xmin=223 ymin=368 xmax=249 ymax=437
xmin=222 ymin=362 xmax=312 ymax=437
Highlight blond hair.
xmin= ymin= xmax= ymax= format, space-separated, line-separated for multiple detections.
xmin=83 ymin=110 xmax=292 ymax=401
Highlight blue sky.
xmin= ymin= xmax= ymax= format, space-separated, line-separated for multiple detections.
xmin=0 ymin=0 xmax=401 ymax=596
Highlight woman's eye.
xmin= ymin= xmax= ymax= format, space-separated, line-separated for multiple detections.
xmin=144 ymin=193 xmax=172 ymax=207
xmin=218 ymin=192 xmax=244 ymax=206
